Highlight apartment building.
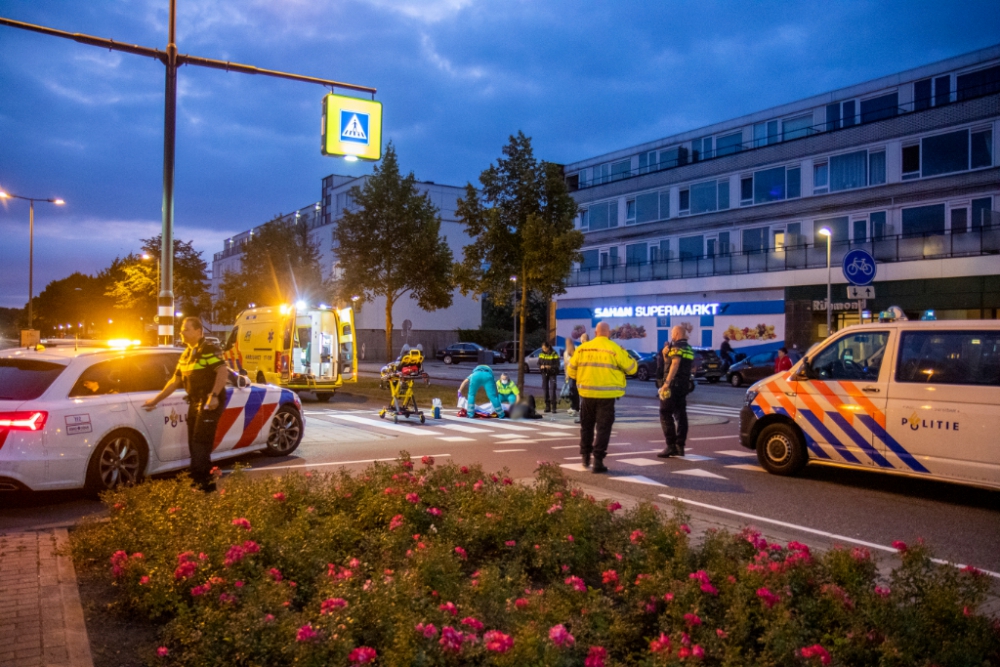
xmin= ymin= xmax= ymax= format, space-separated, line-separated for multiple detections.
xmin=558 ymin=45 xmax=1000 ymax=355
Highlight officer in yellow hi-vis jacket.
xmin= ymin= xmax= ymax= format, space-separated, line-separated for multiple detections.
xmin=567 ymin=321 xmax=637 ymax=473
xmin=144 ymin=317 xmax=229 ymax=491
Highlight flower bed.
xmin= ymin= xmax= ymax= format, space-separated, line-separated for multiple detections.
xmin=72 ymin=456 xmax=999 ymax=666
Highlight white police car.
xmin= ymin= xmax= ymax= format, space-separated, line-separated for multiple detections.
xmin=0 ymin=344 xmax=304 ymax=492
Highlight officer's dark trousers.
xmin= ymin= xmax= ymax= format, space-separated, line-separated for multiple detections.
xmin=568 ymin=379 xmax=580 ymax=412
xmin=541 ymin=372 xmax=558 ymax=409
xmin=580 ymin=397 xmax=615 ymax=461
xmin=660 ymin=390 xmax=688 ymax=453
xmin=186 ymin=399 xmax=224 ymax=490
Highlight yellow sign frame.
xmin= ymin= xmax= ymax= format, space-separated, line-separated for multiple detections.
xmin=322 ymin=93 xmax=382 ymax=161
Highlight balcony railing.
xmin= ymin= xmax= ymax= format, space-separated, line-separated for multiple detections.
xmin=568 ymin=225 xmax=1000 ymax=287
xmin=569 ymin=87 xmax=999 ymax=191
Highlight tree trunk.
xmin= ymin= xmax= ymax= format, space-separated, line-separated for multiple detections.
xmin=385 ymin=295 xmax=394 ymax=363
xmin=516 ymin=269 xmax=528 ymax=390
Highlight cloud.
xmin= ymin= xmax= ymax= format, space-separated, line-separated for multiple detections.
xmin=362 ymin=0 xmax=475 ymax=24
xmin=420 ymin=33 xmax=486 ymax=80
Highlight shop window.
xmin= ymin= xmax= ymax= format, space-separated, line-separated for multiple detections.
xmin=901 ymin=204 xmax=945 ymax=236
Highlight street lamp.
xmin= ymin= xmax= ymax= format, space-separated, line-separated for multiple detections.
xmin=818 ymin=227 xmax=832 ymax=337
xmin=0 ymin=190 xmax=65 ymax=330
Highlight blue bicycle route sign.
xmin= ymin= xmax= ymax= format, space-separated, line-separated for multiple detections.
xmin=842 ymin=248 xmax=877 ymax=286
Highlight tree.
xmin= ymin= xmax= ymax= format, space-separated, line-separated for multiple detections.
xmin=106 ymin=236 xmax=212 ymax=321
xmin=34 ymin=272 xmax=118 ymax=337
xmin=332 ymin=143 xmax=454 ymax=361
xmin=455 ymin=132 xmax=583 ymax=388
xmin=217 ymin=217 xmax=323 ymax=324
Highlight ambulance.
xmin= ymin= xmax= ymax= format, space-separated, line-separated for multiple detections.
xmin=740 ymin=317 xmax=1000 ymax=490
xmin=224 ymin=303 xmax=357 ymax=401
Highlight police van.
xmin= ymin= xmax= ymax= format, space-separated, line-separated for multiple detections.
xmin=224 ymin=304 xmax=357 ymax=401
xmin=740 ymin=318 xmax=1000 ymax=490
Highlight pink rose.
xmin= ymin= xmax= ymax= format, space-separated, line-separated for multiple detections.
xmin=348 ymin=647 xmax=377 ymax=664
xmin=549 ymin=624 xmax=575 ymax=647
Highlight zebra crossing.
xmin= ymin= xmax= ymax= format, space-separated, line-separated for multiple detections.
xmin=640 ymin=403 xmax=742 ymax=418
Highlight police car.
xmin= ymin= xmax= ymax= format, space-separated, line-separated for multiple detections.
xmin=740 ymin=319 xmax=1000 ymax=490
xmin=0 ymin=344 xmax=304 ymax=492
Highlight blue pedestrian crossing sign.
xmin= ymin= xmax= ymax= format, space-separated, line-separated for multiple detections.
xmin=842 ymin=248 xmax=877 ymax=286
xmin=322 ymin=93 xmax=382 ymax=161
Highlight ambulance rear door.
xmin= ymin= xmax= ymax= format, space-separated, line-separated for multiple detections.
xmin=337 ymin=307 xmax=357 ymax=383
xmin=311 ymin=309 xmax=339 ymax=381
xmin=793 ymin=329 xmax=894 ymax=469
xmin=886 ymin=327 xmax=1000 ymax=485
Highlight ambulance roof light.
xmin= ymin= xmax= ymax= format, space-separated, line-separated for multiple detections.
xmin=295 ymin=300 xmax=307 ymax=311
xmin=279 ymin=304 xmax=291 ymax=315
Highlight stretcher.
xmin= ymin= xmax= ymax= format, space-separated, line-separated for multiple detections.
xmin=378 ymin=346 xmax=430 ymax=423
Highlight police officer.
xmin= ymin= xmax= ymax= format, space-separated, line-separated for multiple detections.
xmin=538 ymin=340 xmax=561 ymax=413
xmin=567 ymin=321 xmax=638 ymax=473
xmin=658 ymin=325 xmax=695 ymax=458
xmin=144 ymin=316 xmax=229 ymax=491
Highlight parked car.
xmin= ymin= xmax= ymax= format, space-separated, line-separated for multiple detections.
xmin=693 ymin=348 xmax=725 ymax=383
xmin=436 ymin=342 xmax=501 ymax=365
xmin=522 ymin=346 xmax=565 ymax=374
xmin=0 ymin=344 xmax=303 ymax=492
xmin=493 ymin=341 xmax=520 ymax=364
xmin=726 ymin=350 xmax=779 ymax=387
xmin=627 ymin=349 xmax=657 ymax=382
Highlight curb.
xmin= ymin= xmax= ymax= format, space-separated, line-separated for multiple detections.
xmin=54 ymin=529 xmax=95 ymax=667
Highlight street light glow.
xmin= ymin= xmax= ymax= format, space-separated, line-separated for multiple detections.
xmin=818 ymin=227 xmax=831 ymax=237
xmin=53 ymin=199 xmax=65 ymax=205
xmin=295 ymin=300 xmax=307 ymax=310
xmin=0 ymin=191 xmax=8 ymax=198
xmin=142 ymin=253 xmax=151 ymax=260
xmin=343 ymin=155 xmax=358 ymax=162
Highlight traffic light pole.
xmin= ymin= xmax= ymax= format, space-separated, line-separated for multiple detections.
xmin=0 ymin=5 xmax=376 ymax=346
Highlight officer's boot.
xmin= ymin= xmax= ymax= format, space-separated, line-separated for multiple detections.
xmin=592 ymin=457 xmax=608 ymax=474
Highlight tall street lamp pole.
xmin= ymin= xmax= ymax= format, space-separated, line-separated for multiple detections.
xmin=818 ymin=227 xmax=832 ymax=337
xmin=510 ymin=276 xmax=517 ymax=365
xmin=0 ymin=190 xmax=65 ymax=329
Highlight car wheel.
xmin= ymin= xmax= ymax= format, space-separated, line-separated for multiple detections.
xmin=86 ymin=429 xmax=148 ymax=493
xmin=315 ymin=392 xmax=334 ymax=402
xmin=443 ymin=355 xmax=453 ymax=365
xmin=264 ymin=406 xmax=303 ymax=457
xmin=730 ymin=373 xmax=743 ymax=388
xmin=636 ymin=366 xmax=649 ymax=381
xmin=523 ymin=363 xmax=531 ymax=375
xmin=756 ymin=423 xmax=807 ymax=475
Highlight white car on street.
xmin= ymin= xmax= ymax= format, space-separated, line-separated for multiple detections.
xmin=0 ymin=345 xmax=304 ymax=492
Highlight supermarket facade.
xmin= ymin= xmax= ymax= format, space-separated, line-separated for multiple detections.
xmin=556 ymin=45 xmax=1000 ymax=355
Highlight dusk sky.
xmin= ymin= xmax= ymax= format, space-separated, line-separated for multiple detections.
xmin=1 ymin=0 xmax=998 ymax=308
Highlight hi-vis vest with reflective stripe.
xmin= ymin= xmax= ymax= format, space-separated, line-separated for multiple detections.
xmin=567 ymin=337 xmax=637 ymax=398
xmin=496 ymin=380 xmax=519 ymax=397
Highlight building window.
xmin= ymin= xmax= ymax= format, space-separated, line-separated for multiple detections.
xmin=625 ymin=199 xmax=636 ymax=224
xmin=588 ymin=201 xmax=619 ymax=231
xmin=753 ymin=166 xmax=786 ymax=204
xmin=692 ymin=136 xmax=713 ymax=162
xmin=971 ymin=128 xmax=993 ymax=169
xmin=829 ymin=150 xmax=867 ymax=191
xmin=718 ymin=231 xmax=731 ymax=256
xmin=783 ymin=114 xmax=813 ymax=141
xmin=814 ymin=216 xmax=849 ymax=246
xmin=679 ymin=189 xmax=690 ymax=214
xmin=951 ymin=207 xmax=968 ymax=233
xmin=740 ymin=176 xmax=753 ymax=205
xmin=860 ymin=92 xmax=898 ymax=124
xmin=871 ymin=211 xmax=888 ymax=240
xmin=679 ymin=235 xmax=703 ymax=260
xmin=787 ymin=222 xmax=802 ymax=246
xmin=716 ymin=132 xmax=743 ymax=156
xmin=869 ymin=151 xmax=886 ymax=185
xmin=972 ymin=197 xmax=994 ymax=229
xmin=957 ymin=65 xmax=1000 ymax=101
xmin=825 ymin=103 xmax=841 ymax=131
xmin=914 ymin=78 xmax=932 ymax=110
xmin=650 ymin=239 xmax=670 ymax=262
xmin=636 ymin=192 xmax=659 ymax=223
xmin=660 ymin=147 xmax=686 ymax=169
xmin=923 ymin=130 xmax=968 ymax=176
xmin=610 ymin=159 xmax=631 ymax=182
xmin=902 ymin=204 xmax=945 ymax=236
xmin=753 ymin=120 xmax=779 ymax=147
xmin=593 ymin=164 xmax=610 ymax=185
xmin=580 ymin=249 xmax=599 ymax=270
xmin=659 ymin=190 xmax=671 ymax=220
xmin=718 ymin=180 xmax=730 ymax=210
xmin=786 ymin=167 xmax=801 ymax=199
xmin=638 ymin=150 xmax=657 ymax=175
xmin=625 ymin=243 xmax=647 ymax=265
xmin=690 ymin=181 xmax=717 ymax=214
xmin=902 ymin=144 xmax=920 ymax=179
xmin=813 ymin=161 xmax=829 ymax=194
xmin=842 ymin=100 xmax=856 ymax=128
xmin=566 ymin=173 xmax=580 ymax=190
xmin=579 ymin=209 xmax=589 ymax=230
xmin=706 ymin=238 xmax=717 ymax=257
xmin=742 ymin=227 xmax=767 ymax=254
xmin=934 ymin=76 xmax=951 ymax=106
xmin=853 ymin=218 xmax=868 ymax=243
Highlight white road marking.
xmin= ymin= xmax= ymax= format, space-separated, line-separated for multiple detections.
xmin=671 ymin=468 xmax=728 ymax=479
xmin=656 ymin=494 xmax=1000 ymax=579
xmin=551 ymin=445 xmax=578 ymax=450
xmin=564 ymin=449 xmax=659 ymax=460
xmin=618 ymin=458 xmax=665 ymax=467
xmin=492 ymin=433 xmax=528 ymax=439
xmin=238 ymin=454 xmax=453 ymax=471
xmin=438 ymin=436 xmax=475 ymax=442
xmin=440 ymin=415 xmax=536 ymax=431
xmin=725 ymin=463 xmax=764 ymax=472
xmin=535 ymin=422 xmax=577 ymax=430
xmin=691 ymin=435 xmax=739 ymax=441
xmin=619 ymin=475 xmax=668 ymax=487
xmin=608 ymin=442 xmax=632 ymax=447
xmin=678 ymin=454 xmax=714 ymax=461
xmin=496 ymin=439 xmax=538 ymax=444
xmin=535 ymin=431 xmax=575 ymax=438
xmin=559 ymin=463 xmax=589 ymax=472
xmin=493 ymin=448 xmax=527 ymax=453
xmin=328 ymin=414 xmax=444 ymax=435
xmin=716 ymin=449 xmax=757 ymax=457
xmin=439 ymin=423 xmax=493 ymax=434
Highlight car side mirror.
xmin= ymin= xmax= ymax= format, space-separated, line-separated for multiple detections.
xmin=231 ymin=372 xmax=249 ymax=389
xmin=797 ymin=358 xmax=814 ymax=380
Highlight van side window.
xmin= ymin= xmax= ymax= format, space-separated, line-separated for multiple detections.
xmin=810 ymin=332 xmax=889 ymax=381
xmin=896 ymin=331 xmax=1000 ymax=386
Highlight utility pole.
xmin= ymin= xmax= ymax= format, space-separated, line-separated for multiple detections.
xmin=0 ymin=5 xmax=376 ymax=346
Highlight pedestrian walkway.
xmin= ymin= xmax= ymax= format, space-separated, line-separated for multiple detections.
xmin=0 ymin=529 xmax=94 ymax=667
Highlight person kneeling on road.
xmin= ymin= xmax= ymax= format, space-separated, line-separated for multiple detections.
xmin=658 ymin=325 xmax=694 ymax=459
xmin=458 ymin=365 xmax=506 ymax=418
xmin=496 ymin=373 xmax=519 ymax=408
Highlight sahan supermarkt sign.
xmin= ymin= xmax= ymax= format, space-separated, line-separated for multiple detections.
xmin=593 ymin=303 xmax=721 ymax=318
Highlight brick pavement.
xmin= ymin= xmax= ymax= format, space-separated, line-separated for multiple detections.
xmin=0 ymin=529 xmax=94 ymax=667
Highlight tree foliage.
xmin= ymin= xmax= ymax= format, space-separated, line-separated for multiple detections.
xmin=106 ymin=236 xmax=211 ymax=320
xmin=332 ymin=143 xmax=454 ymax=360
xmin=34 ymin=271 xmax=118 ymax=337
xmin=217 ymin=218 xmax=323 ymax=325
xmin=455 ymin=132 xmax=583 ymax=386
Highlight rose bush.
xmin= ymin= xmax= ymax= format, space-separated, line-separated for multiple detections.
xmin=72 ymin=455 xmax=999 ymax=666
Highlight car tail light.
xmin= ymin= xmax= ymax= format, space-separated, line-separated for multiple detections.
xmin=0 ymin=411 xmax=48 ymax=431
